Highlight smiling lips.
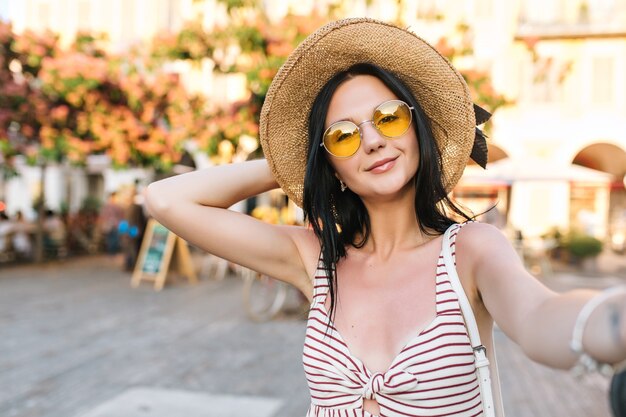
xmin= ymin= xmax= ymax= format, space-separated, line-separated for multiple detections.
xmin=366 ymin=156 xmax=398 ymax=173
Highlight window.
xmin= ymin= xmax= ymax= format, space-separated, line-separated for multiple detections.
xmin=527 ymin=56 xmax=570 ymax=103
xmin=519 ymin=0 xmax=564 ymax=24
xmin=167 ymin=0 xmax=183 ymax=32
xmin=588 ymin=0 xmax=617 ymax=22
xmin=417 ymin=0 xmax=444 ymax=20
xmin=37 ymin=1 xmax=51 ymax=29
xmin=121 ymin=0 xmax=136 ymax=41
xmin=592 ymin=56 xmax=615 ymax=105
xmin=475 ymin=0 xmax=492 ymax=18
xmin=77 ymin=0 xmax=91 ymax=30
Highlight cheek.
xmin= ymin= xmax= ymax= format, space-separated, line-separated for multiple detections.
xmin=333 ymin=160 xmax=360 ymax=183
xmin=404 ymin=135 xmax=420 ymax=173
xmin=412 ymin=143 xmax=421 ymax=172
xmin=328 ymin=157 xmax=352 ymax=183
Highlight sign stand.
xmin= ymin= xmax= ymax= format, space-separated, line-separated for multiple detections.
xmin=131 ymin=219 xmax=198 ymax=291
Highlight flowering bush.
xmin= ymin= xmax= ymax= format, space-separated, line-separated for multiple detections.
xmin=0 ymin=21 xmax=56 ymax=174
xmin=39 ymin=53 xmax=210 ymax=170
xmin=1 ymin=6 xmax=511 ymax=173
xmin=147 ymin=10 xmax=326 ymax=162
xmin=0 ymin=23 xmax=213 ymax=173
xmin=10 ymin=28 xmax=58 ymax=76
xmin=151 ymin=22 xmax=214 ymax=62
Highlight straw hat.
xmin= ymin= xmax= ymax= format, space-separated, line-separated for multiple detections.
xmin=259 ymin=17 xmax=489 ymax=208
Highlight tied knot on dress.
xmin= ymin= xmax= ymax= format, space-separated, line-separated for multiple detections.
xmin=362 ymin=370 xmax=419 ymax=400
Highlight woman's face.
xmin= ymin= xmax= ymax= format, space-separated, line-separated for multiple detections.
xmin=324 ymin=75 xmax=420 ymax=202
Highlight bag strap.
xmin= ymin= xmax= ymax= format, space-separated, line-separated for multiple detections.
xmin=442 ymin=223 xmax=496 ymax=417
xmin=442 ymin=224 xmax=483 ymax=350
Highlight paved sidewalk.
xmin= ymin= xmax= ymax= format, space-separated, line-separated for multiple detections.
xmin=0 ymin=255 xmax=620 ymax=417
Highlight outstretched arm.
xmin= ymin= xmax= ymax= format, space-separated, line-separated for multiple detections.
xmin=144 ymin=159 xmax=319 ymax=297
xmin=458 ymin=222 xmax=626 ymax=369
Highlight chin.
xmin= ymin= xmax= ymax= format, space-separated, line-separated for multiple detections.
xmin=360 ymin=176 xmax=414 ymax=200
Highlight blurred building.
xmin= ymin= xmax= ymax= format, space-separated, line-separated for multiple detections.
xmin=5 ymin=0 xmax=194 ymax=50
xmin=1 ymin=0 xmax=216 ymax=217
xmin=2 ymin=0 xmax=626 ymax=241
xmin=452 ymin=0 xmax=626 ymax=240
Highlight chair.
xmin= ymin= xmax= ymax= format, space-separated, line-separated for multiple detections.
xmin=0 ymin=232 xmax=17 ymax=263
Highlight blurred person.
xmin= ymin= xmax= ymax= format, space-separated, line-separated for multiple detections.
xmin=12 ymin=210 xmax=33 ymax=260
xmin=119 ymin=180 xmax=147 ymax=271
xmin=0 ymin=211 xmax=14 ymax=254
xmin=43 ymin=209 xmax=67 ymax=258
xmin=99 ymin=191 xmax=124 ymax=255
xmin=130 ymin=179 xmax=148 ymax=255
xmin=144 ymin=19 xmax=626 ymax=417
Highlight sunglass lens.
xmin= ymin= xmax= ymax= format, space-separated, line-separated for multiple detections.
xmin=323 ymin=121 xmax=360 ymax=157
xmin=373 ymin=101 xmax=412 ymax=137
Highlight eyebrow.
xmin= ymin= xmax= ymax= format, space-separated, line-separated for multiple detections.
xmin=326 ymin=99 xmax=398 ymax=126
xmin=326 ymin=107 xmax=369 ymax=127
xmin=328 ymin=116 xmax=355 ymax=125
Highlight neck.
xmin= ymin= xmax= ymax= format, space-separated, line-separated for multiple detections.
xmin=357 ymin=186 xmax=433 ymax=261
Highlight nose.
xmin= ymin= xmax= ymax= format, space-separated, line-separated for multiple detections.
xmin=358 ymin=121 xmax=386 ymax=154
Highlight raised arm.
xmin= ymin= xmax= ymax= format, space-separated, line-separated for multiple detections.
xmin=457 ymin=222 xmax=626 ymax=369
xmin=144 ymin=159 xmax=319 ymax=298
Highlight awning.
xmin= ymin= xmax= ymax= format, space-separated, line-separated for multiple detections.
xmin=458 ymin=158 xmax=614 ymax=187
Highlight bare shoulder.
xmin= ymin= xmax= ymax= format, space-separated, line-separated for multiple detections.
xmin=454 ymin=220 xmax=551 ymax=305
xmin=455 ymin=221 xmax=523 ymax=279
xmin=453 ymin=222 xmax=520 ymax=306
xmin=455 ymin=221 xmax=512 ymax=257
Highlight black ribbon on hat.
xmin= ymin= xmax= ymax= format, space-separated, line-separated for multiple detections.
xmin=470 ymin=104 xmax=491 ymax=169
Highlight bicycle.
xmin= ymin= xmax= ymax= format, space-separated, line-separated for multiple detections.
xmin=240 ymin=267 xmax=290 ymax=322
xmin=234 ymin=261 xmax=311 ymax=322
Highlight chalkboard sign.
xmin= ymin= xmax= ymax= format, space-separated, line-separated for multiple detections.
xmin=141 ymin=222 xmax=171 ymax=274
xmin=131 ymin=219 xmax=197 ymax=290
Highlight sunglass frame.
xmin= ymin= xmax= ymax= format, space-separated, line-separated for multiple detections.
xmin=320 ymin=99 xmax=415 ymax=158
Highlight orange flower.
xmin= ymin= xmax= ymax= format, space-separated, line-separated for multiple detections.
xmin=50 ymin=105 xmax=69 ymax=122
xmin=135 ymin=140 xmax=164 ymax=156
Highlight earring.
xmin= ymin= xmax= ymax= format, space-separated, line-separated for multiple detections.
xmin=339 ymin=180 xmax=347 ymax=192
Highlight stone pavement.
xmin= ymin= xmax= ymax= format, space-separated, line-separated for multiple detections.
xmin=0 ymin=254 xmax=622 ymax=417
xmin=77 ymin=388 xmax=282 ymax=417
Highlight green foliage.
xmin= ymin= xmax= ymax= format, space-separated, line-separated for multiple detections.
xmin=563 ymin=233 xmax=603 ymax=259
xmin=216 ymin=0 xmax=259 ymax=12
xmin=0 ymin=138 xmax=19 ymax=179
xmin=230 ymin=24 xmax=265 ymax=53
xmin=152 ymin=22 xmax=214 ymax=61
xmin=80 ymin=195 xmax=101 ymax=214
xmin=72 ymin=31 xmax=107 ymax=57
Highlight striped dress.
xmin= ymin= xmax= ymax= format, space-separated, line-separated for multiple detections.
xmin=303 ymin=223 xmax=483 ymax=417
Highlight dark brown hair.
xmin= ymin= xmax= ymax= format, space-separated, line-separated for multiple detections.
xmin=302 ymin=63 xmax=474 ymax=324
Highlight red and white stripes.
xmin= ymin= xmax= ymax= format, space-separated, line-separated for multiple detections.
xmin=303 ymin=223 xmax=483 ymax=417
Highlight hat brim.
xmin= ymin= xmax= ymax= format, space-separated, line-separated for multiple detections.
xmin=260 ymin=18 xmax=475 ymax=208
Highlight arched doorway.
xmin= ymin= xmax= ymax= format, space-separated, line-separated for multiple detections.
xmin=573 ymin=143 xmax=626 ymax=178
xmin=571 ymin=142 xmax=626 ymax=241
xmin=465 ymin=143 xmax=509 ymax=166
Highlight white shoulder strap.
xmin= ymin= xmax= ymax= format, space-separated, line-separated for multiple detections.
xmin=442 ymin=224 xmax=483 ymax=349
xmin=442 ymin=223 xmax=496 ymax=417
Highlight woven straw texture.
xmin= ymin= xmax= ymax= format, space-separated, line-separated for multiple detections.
xmin=259 ymin=18 xmax=475 ymax=208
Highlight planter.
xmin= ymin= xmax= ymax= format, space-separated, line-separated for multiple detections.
xmin=580 ymin=256 xmax=598 ymax=274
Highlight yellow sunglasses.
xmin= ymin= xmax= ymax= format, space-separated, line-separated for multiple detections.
xmin=320 ymin=99 xmax=415 ymax=158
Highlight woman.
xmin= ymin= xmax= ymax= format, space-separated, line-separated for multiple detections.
xmin=145 ymin=19 xmax=625 ymax=417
